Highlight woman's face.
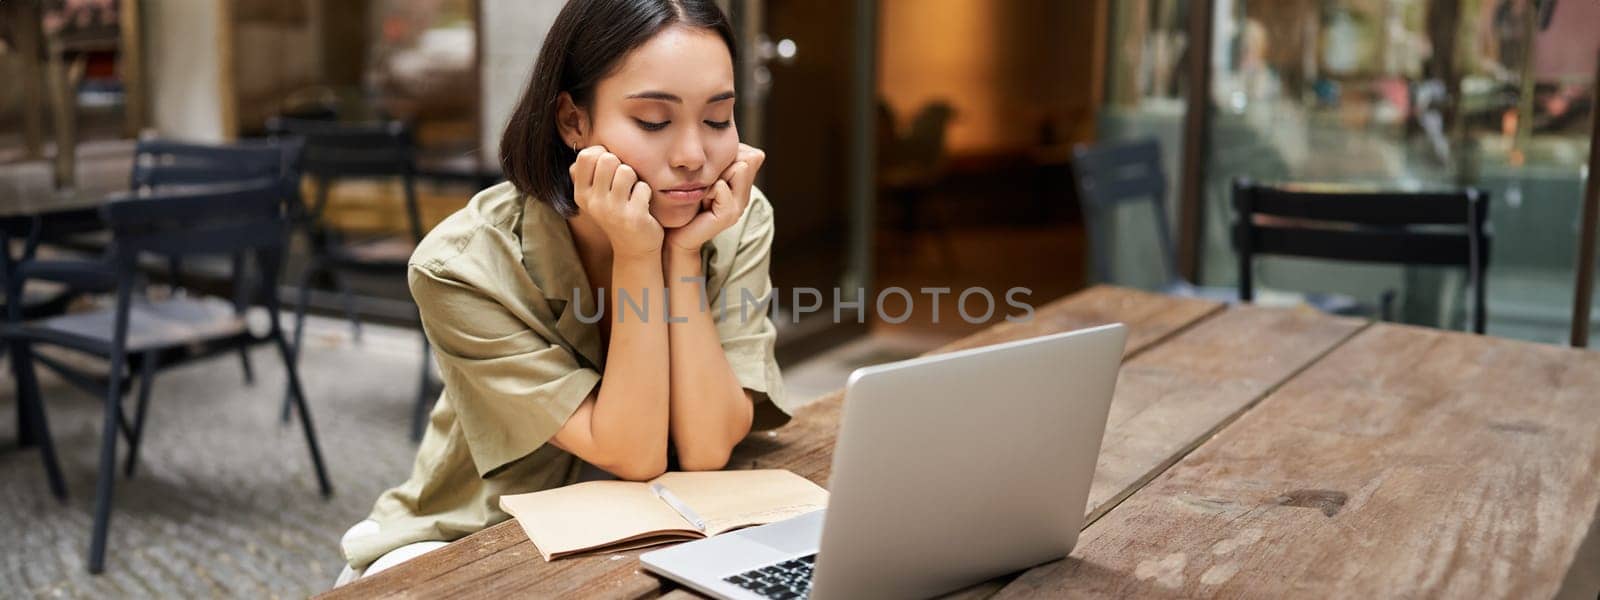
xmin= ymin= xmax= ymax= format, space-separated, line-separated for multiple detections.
xmin=581 ymin=26 xmax=739 ymax=229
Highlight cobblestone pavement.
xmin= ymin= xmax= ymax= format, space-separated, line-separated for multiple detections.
xmin=1 ymin=316 xmax=423 ymax=599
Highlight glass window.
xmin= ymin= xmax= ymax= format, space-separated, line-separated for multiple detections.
xmin=1094 ymin=0 xmax=1192 ymax=291
xmin=1187 ymin=0 xmax=1595 ymax=342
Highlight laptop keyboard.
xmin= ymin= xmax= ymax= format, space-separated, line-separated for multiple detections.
xmin=722 ymin=553 xmax=815 ymax=599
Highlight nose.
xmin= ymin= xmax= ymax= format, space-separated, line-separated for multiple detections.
xmin=668 ymin=129 xmax=706 ymax=173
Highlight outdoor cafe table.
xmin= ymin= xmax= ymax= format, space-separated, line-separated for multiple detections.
xmin=319 ymin=285 xmax=1600 ymax=599
xmin=0 ymin=181 xmax=109 ymax=254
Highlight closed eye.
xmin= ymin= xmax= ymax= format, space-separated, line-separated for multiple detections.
xmin=634 ymin=118 xmax=669 ymax=132
xmin=704 ymin=120 xmax=732 ymax=130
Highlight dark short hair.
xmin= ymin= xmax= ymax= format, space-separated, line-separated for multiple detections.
xmin=499 ymin=0 xmax=737 ymax=217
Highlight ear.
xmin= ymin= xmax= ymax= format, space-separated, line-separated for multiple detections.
xmin=555 ymin=92 xmax=591 ymax=148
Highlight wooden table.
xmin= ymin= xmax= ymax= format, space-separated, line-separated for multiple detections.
xmin=0 ymin=171 xmax=110 ymax=219
xmin=320 ymin=286 xmax=1600 ymax=599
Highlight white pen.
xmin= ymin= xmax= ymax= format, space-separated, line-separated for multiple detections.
xmin=650 ymin=483 xmax=707 ymax=532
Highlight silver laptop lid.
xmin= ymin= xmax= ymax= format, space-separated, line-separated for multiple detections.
xmin=810 ymin=323 xmax=1127 ymax=599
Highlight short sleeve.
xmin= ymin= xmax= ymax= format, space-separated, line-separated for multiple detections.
xmin=410 ymin=264 xmax=600 ymax=478
xmin=706 ymin=190 xmax=792 ymax=429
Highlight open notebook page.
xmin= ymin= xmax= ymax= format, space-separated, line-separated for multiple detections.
xmin=500 ymin=480 xmax=702 ymax=560
xmin=652 ymin=470 xmax=829 ymax=536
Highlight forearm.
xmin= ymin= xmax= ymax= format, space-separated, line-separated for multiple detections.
xmin=664 ymin=249 xmax=753 ymax=470
xmin=589 ymin=254 xmax=671 ymax=476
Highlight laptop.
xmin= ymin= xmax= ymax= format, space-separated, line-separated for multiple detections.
xmin=641 ymin=323 xmax=1127 ymax=599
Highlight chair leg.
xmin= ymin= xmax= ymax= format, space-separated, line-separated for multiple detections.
xmin=332 ymin=270 xmax=363 ymax=343
xmin=412 ymin=331 xmax=433 ymax=442
xmin=272 ymin=331 xmax=333 ymax=497
xmin=13 ymin=343 xmax=66 ymax=500
xmin=124 ymin=352 xmax=158 ymax=477
xmin=1474 ymin=275 xmax=1487 ymax=335
xmin=231 ymin=252 xmax=255 ymax=386
xmin=283 ymin=263 xmax=317 ymax=423
xmin=236 ymin=347 xmax=255 ymax=385
xmin=1380 ymin=289 xmax=1398 ymax=323
xmin=9 ymin=338 xmax=35 ymax=448
xmin=88 ymin=351 xmax=128 ymax=574
xmin=112 ymin=359 xmax=142 ymax=447
xmin=15 ymin=397 xmax=31 ymax=447
xmin=115 ymin=394 xmax=136 ymax=444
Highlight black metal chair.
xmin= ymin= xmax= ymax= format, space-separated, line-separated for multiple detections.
xmin=4 ymin=176 xmax=333 ymax=574
xmin=265 ymin=117 xmax=435 ymax=441
xmin=1071 ymin=138 xmax=1371 ymax=315
xmin=1070 ymin=138 xmax=1188 ymax=289
xmin=3 ymin=140 xmax=299 ymax=451
xmin=1232 ymin=179 xmax=1491 ymax=334
xmin=129 ymin=138 xmax=305 ymax=385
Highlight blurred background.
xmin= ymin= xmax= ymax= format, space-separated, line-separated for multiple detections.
xmin=0 ymin=0 xmax=1596 ymax=596
xmin=4 ymin=0 xmax=1596 ymax=346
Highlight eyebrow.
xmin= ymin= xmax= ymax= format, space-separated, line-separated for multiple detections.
xmin=624 ymin=91 xmax=736 ymax=104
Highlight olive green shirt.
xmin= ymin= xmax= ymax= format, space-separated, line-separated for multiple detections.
xmin=343 ymin=182 xmax=793 ymax=570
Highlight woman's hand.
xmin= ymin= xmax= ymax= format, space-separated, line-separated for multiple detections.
xmin=664 ymin=144 xmax=765 ymax=254
xmin=571 ymin=146 xmax=663 ymax=258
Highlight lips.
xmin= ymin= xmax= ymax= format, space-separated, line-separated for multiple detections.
xmin=657 ymin=184 xmax=711 ymax=204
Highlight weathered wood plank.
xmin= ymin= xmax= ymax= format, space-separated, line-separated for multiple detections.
xmin=316 ymin=286 xmax=1223 ymax=599
xmin=995 ymin=324 xmax=1600 ymax=599
xmin=934 ymin=285 xmax=1224 ymax=357
xmin=317 ymin=520 xmax=660 ymax=600
xmin=1082 ymin=305 xmax=1367 ymax=525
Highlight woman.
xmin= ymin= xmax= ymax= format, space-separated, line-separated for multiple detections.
xmin=336 ymin=0 xmax=794 ymax=584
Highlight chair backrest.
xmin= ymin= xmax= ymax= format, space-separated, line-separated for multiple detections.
xmin=902 ymin=101 xmax=954 ymax=168
xmin=265 ymin=117 xmax=423 ymax=242
xmin=265 ymin=117 xmax=414 ymax=178
xmin=104 ymin=179 xmax=290 ymax=264
xmin=96 ymin=179 xmax=295 ymax=347
xmin=1070 ymin=138 xmax=1176 ymax=285
xmin=131 ymin=138 xmax=300 ymax=191
xmin=132 ymin=138 xmax=305 ymax=226
xmin=1232 ymin=179 xmax=1491 ymax=333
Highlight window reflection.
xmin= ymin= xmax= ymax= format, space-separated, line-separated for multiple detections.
xmin=1104 ymin=0 xmax=1596 ymax=342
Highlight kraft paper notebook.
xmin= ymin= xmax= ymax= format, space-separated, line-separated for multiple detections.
xmin=499 ymin=469 xmax=829 ymax=561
